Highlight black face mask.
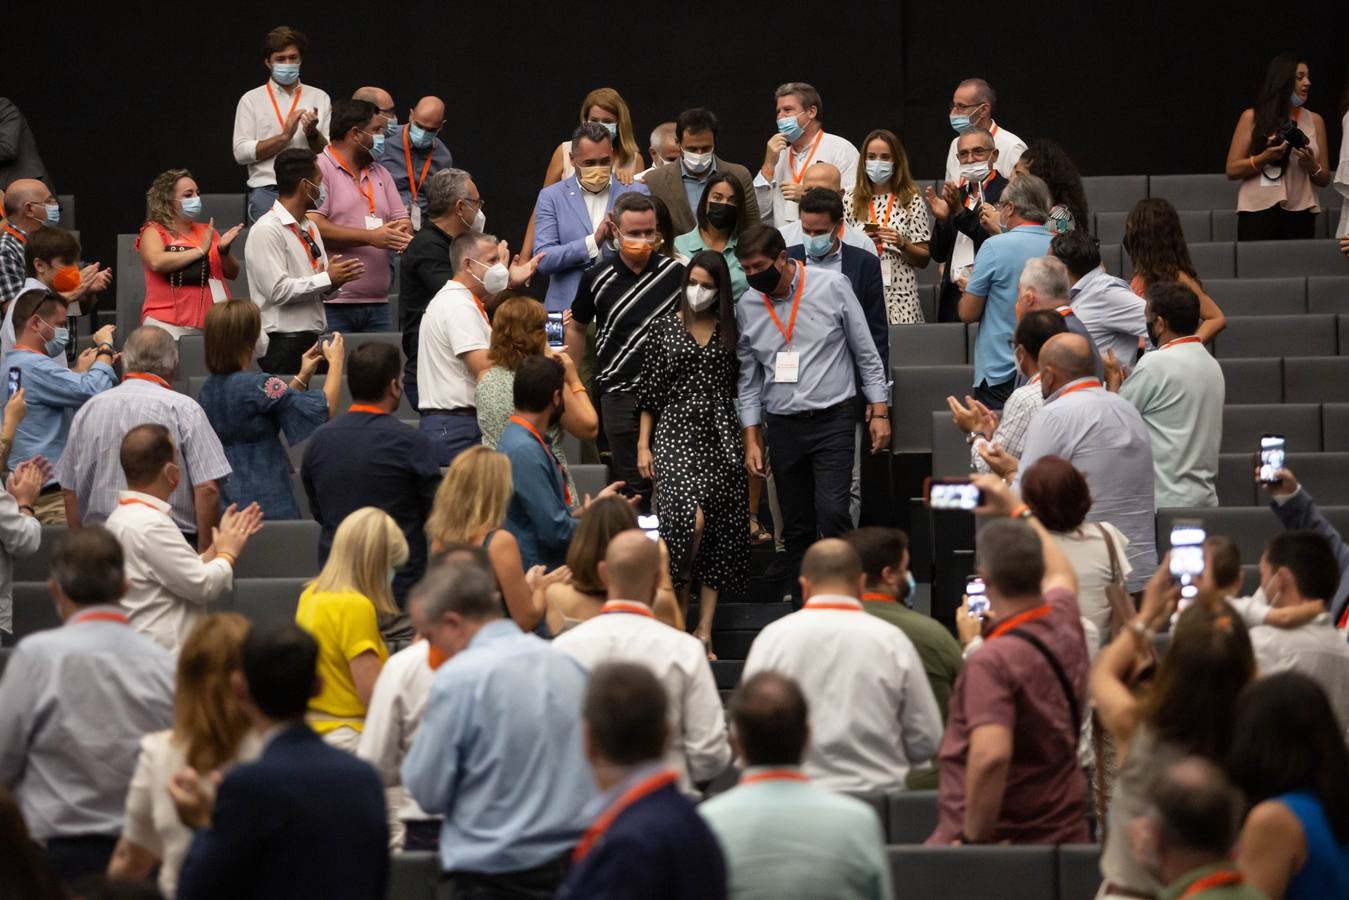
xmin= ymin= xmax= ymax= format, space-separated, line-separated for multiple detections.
xmin=705 ymin=201 xmax=737 ymax=231
xmin=746 ymin=262 xmax=782 ymax=295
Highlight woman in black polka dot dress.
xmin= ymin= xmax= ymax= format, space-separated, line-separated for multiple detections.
xmin=637 ymin=250 xmax=748 ymax=658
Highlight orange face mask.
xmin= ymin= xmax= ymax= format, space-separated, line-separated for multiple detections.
xmin=52 ymin=265 xmax=81 ymax=294
xmin=427 ymin=644 xmax=449 ymax=670
xmin=619 ymin=236 xmax=658 ymax=268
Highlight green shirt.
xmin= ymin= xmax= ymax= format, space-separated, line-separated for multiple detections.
xmin=673 ymin=228 xmax=749 ymax=302
xmin=862 ymin=600 xmax=963 ymax=722
xmin=1159 ymin=863 xmax=1265 ymax=900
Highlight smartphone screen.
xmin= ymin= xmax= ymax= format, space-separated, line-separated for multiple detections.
xmin=928 ymin=479 xmax=982 ymax=511
xmin=1258 ymin=434 xmax=1285 ymax=485
xmin=546 ymin=312 xmax=564 ymax=349
xmin=5 ymin=368 xmax=20 ymax=400
xmin=636 ymin=514 xmax=660 ymax=542
xmin=1169 ymin=520 xmax=1206 ymax=601
xmin=966 ymin=576 xmax=989 ymax=618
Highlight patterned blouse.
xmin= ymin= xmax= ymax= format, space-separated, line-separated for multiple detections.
xmin=843 ymin=189 xmax=932 ymax=324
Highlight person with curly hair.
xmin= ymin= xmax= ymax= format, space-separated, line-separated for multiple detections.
xmin=1015 ymin=140 xmax=1090 ymax=236
xmin=1123 ymin=198 xmax=1226 ymax=342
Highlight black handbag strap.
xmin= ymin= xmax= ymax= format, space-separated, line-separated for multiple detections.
xmin=1006 ymin=629 xmax=1081 ymax=736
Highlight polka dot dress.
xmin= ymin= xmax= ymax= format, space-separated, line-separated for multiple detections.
xmin=636 ymin=315 xmax=749 ymax=595
xmin=843 ymin=189 xmax=932 ymax=324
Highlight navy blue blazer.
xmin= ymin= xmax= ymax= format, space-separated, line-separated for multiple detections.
xmin=557 ymin=783 xmax=726 ymax=900
xmin=929 ymin=174 xmax=1009 ymax=321
xmin=534 ymin=174 xmax=648 ymax=312
xmin=177 ymin=723 xmax=389 ymax=900
xmin=787 ymin=242 xmax=889 ymax=373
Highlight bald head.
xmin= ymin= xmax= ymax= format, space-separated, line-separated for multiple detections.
xmin=410 ymin=96 xmax=447 ymax=131
xmin=799 ymin=538 xmax=864 ymax=598
xmin=120 ymin=424 xmax=176 ymax=490
xmin=801 ymin=163 xmax=843 ymax=195
xmin=3 ymin=179 xmax=54 ymax=224
xmin=1041 ymin=333 xmax=1093 ymax=379
xmin=352 ymin=86 xmax=394 ymax=111
xmin=600 ymin=530 xmax=661 ymax=604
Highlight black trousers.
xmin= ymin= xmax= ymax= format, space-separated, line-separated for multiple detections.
xmin=45 ymin=834 xmax=119 ymax=884
xmin=1237 ymin=206 xmax=1316 ymax=241
xmin=765 ymin=403 xmax=856 ymax=600
xmin=441 ymin=853 xmax=570 ymax=900
xmin=259 ymin=331 xmax=321 ymax=376
xmin=972 ymin=377 xmax=1015 ymax=412
xmin=600 ymin=391 xmax=651 ymax=512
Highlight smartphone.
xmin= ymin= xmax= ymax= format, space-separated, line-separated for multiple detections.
xmin=966 ymin=576 xmax=990 ymax=618
xmin=636 ymin=514 xmax=660 ymax=542
xmin=1169 ymin=519 xmax=1206 ymax=602
xmin=5 ymin=368 xmax=20 ymax=400
xmin=862 ymin=222 xmax=880 ymax=234
xmin=546 ymin=312 xmax=565 ymax=349
xmin=318 ymin=331 xmax=335 ymax=348
xmin=925 ymin=478 xmax=983 ymax=511
xmin=1258 ymin=434 xmax=1285 ymax=485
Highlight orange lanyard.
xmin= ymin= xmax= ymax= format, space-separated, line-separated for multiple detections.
xmin=1057 ymin=307 xmax=1075 ymax=319
xmin=3 ymin=224 xmax=26 ymax=243
xmin=70 ymin=609 xmax=130 ymax=626
xmin=117 ymin=497 xmax=164 ymax=513
xmin=788 ymin=131 xmax=825 ymax=184
xmin=1058 ymin=379 xmax=1101 ymax=399
xmin=761 ymin=262 xmax=805 ymax=347
xmin=265 ymin=82 xmax=302 ymax=133
xmin=286 ymin=223 xmax=322 ymax=271
xmin=989 ymin=122 xmax=1001 ymax=139
xmin=987 ymin=603 xmax=1051 ymax=639
xmin=803 ymin=598 xmax=862 ymax=612
xmin=1160 ymin=336 xmax=1203 ymax=350
xmin=125 ymin=373 xmax=171 ymax=390
xmin=326 ymin=149 xmax=375 ymax=215
xmin=861 ymin=592 xmax=897 ymax=603
xmin=600 ymin=600 xmax=654 ymax=617
xmin=468 ymin=289 xmax=489 ymax=323
xmin=348 ymin=403 xmax=385 ymax=415
xmin=740 ymin=769 xmax=809 ymax=785
xmin=573 ymin=769 xmax=679 ymax=862
xmin=870 ymin=194 xmax=896 ymax=227
xmin=402 ymin=127 xmax=434 ymax=201
xmin=1179 ymin=871 xmax=1245 ymax=899
xmin=509 ymin=415 xmax=571 ymax=505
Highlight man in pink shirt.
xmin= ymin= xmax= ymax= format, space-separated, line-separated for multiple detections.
xmin=310 ymin=98 xmax=411 ymax=333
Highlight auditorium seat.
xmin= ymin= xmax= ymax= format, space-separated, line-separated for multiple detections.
xmin=1323 ymin=404 xmax=1349 ymax=451
xmin=891 ymin=366 xmax=972 ymax=452
xmin=0 ymin=647 xmax=10 ymax=679
xmin=1237 ymin=239 xmax=1347 ymax=278
xmin=200 ymin=194 xmax=246 ymax=226
xmin=1216 ymin=453 xmax=1257 ymax=506
xmin=1097 ymin=243 xmax=1123 ymax=277
xmin=1202 ymin=277 xmax=1305 ymax=317
xmin=1147 ymin=173 xmax=1235 ymax=210
xmin=13 ymin=582 xmax=61 ymax=637
xmin=14 ymin=525 xmax=69 ymax=582
xmin=1157 ymin=508 xmax=1281 ymax=561
xmin=225 ymin=227 xmax=250 ymax=297
xmin=1057 ymin=844 xmax=1103 ymax=900
xmin=1221 ymin=403 xmax=1320 ymax=453
xmin=1211 ymin=210 xmax=1237 ymax=242
xmin=177 ymin=333 xmax=207 ymax=384
xmin=890 ymin=323 xmax=965 ymax=366
xmin=57 ymin=194 xmax=76 ymax=230
xmin=887 ymin=790 xmax=939 ymax=844
xmin=964 ymin=323 xmax=979 ymax=364
xmin=232 ymin=521 xmax=320 ymax=578
xmin=919 ymin=284 xmax=938 ymax=323
xmin=232 ymin=577 xmax=306 ymax=624
xmin=1307 ymin=276 xmax=1349 ymax=314
xmin=571 ymin=464 xmax=608 ymax=500
xmin=1284 ymin=452 xmax=1349 ymax=504
xmin=886 ymin=845 xmax=1056 ymax=900
xmin=291 ymin=470 xmax=311 ymax=517
xmin=1284 ymin=357 xmax=1349 ymax=403
xmin=1212 ymin=315 xmax=1336 ymax=359
xmin=931 ymin=411 xmax=972 ymax=478
xmin=1216 ymin=358 xmax=1281 ymax=404
xmin=386 ymin=850 xmax=439 ymax=900
xmin=916 ymin=257 xmax=940 ymax=285
xmin=1095 ymin=209 xmax=1209 ymax=244
xmin=1180 ymin=242 xmax=1237 ymax=280
xmin=844 ymin=791 xmax=889 ymax=838
xmin=115 ymin=234 xmax=146 ymax=342
xmin=1082 ymin=175 xmax=1146 ymax=213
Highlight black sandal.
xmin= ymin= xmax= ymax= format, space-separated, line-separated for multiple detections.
xmin=748 ymin=517 xmax=773 ymax=544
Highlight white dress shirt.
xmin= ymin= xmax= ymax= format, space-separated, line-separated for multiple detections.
xmin=553 ymin=600 xmax=732 ymax=793
xmin=754 ymin=130 xmax=859 ymax=226
xmin=581 ymin=180 xmax=611 ymax=260
xmin=1251 ymin=614 xmax=1349 ymax=739
xmin=104 ymin=490 xmax=234 ymax=653
xmin=232 ymin=80 xmax=332 ymax=189
xmin=944 ymin=121 xmax=1026 ymax=184
xmin=416 ymin=280 xmax=491 ymax=411
xmin=742 ymin=595 xmax=943 ymax=792
xmin=244 ymin=201 xmax=335 ymax=334
xmin=356 ymin=640 xmax=436 ymax=843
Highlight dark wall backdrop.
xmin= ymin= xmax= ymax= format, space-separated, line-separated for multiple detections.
xmin=14 ymin=3 xmax=1349 ymax=277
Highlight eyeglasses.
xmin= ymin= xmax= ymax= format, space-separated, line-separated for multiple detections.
xmin=956 ymin=147 xmax=994 ymax=161
xmin=950 ymin=101 xmax=985 ymax=113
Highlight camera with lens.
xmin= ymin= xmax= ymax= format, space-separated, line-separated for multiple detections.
xmin=1274 ymin=120 xmax=1310 ymax=151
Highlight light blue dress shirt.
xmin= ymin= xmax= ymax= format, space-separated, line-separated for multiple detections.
xmin=1068 ymin=267 xmax=1148 ymax=366
xmin=699 ymin=768 xmax=894 ymax=900
xmin=2 ymin=348 xmax=117 ymax=485
xmin=735 ymin=263 xmax=888 ymax=426
xmin=681 ymin=159 xmax=716 ymax=217
xmin=966 ymin=223 xmax=1053 ymax=386
xmin=402 ymin=620 xmax=596 ymax=874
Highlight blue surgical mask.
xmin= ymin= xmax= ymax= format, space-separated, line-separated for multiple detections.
xmin=366 ymin=131 xmax=386 ymax=156
xmin=593 ymin=121 xmax=618 ymax=140
xmin=179 ymin=196 xmax=203 ymax=219
xmin=776 ymin=115 xmax=804 ymax=142
xmin=803 ymin=232 xmax=834 ymax=259
xmin=865 ymin=160 xmax=894 ymax=183
xmin=304 ymin=179 xmax=326 ymax=208
xmin=384 ymin=117 xmax=399 ymax=136
xmin=42 ymin=202 xmax=61 ymax=226
xmin=408 ymin=123 xmax=435 ymax=149
xmin=1290 ymin=92 xmax=1305 ymax=108
xmin=949 ymin=114 xmax=973 ymax=134
xmin=271 ymin=63 xmax=300 ymax=86
xmin=41 ymin=319 xmax=69 ymax=358
xmin=902 ymin=572 xmax=917 ymax=608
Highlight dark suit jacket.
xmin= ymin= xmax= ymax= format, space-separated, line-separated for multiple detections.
xmin=177 ymin=723 xmax=388 ymax=900
xmin=643 ymin=157 xmax=759 ymax=237
xmin=557 ymin=783 xmax=726 ymax=900
xmin=788 ymin=243 xmax=889 ymax=372
xmin=928 ymin=174 xmax=1009 ymax=322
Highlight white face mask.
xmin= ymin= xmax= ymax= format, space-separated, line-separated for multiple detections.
xmin=470 ymin=257 xmax=510 ymax=294
xmin=959 ymin=161 xmax=991 ymax=184
xmin=682 ymin=150 xmax=714 ymax=175
xmin=458 ymin=202 xmax=485 ymax=233
xmin=686 ymin=284 xmax=718 ymax=311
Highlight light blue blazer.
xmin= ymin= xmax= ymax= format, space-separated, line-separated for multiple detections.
xmin=534 ymin=174 xmax=647 ymax=311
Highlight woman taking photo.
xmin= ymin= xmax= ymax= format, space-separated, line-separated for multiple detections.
xmin=109 ymin=614 xmax=259 ymax=898
xmin=1229 ymin=672 xmax=1349 ymax=900
xmin=198 ymin=300 xmax=343 ymax=519
xmin=1123 ymin=198 xmax=1227 ymax=342
xmin=137 ymin=169 xmax=243 ymax=339
xmin=426 ymin=445 xmax=570 ymax=632
xmin=296 ymin=507 xmax=406 ymax=750
xmin=1090 ymin=568 xmax=1256 ymax=899
xmin=673 ymin=173 xmax=752 ymax=301
xmin=544 ymin=495 xmax=682 ymax=638
xmin=637 ymin=250 xmax=747 ymax=657
xmin=1015 ymin=140 xmax=1090 ymax=236
xmin=843 ymin=128 xmax=930 ymax=323
xmin=1225 ymin=53 xmax=1332 ymax=241
xmin=475 ymin=293 xmax=597 ymax=511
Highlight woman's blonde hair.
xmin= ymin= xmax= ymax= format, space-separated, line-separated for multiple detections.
xmin=580 ymin=88 xmax=640 ymax=170
xmin=146 ymin=168 xmax=194 ymax=231
xmin=310 ymin=508 xmax=409 ymax=617
xmin=173 ymin=613 xmax=253 ymax=774
xmin=850 ymin=129 xmax=918 ymax=221
xmin=426 ymin=447 xmax=512 ymax=546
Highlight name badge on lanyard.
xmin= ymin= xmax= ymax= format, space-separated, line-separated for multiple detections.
xmin=208 ymin=279 xmax=228 ymax=303
xmin=881 ymin=255 xmax=894 ymax=288
xmin=764 ymin=262 xmax=807 ymax=385
xmin=775 ymin=351 xmax=800 ymax=383
xmin=410 ymin=204 xmax=422 ymax=231
xmin=365 ymin=214 xmax=384 ymax=230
